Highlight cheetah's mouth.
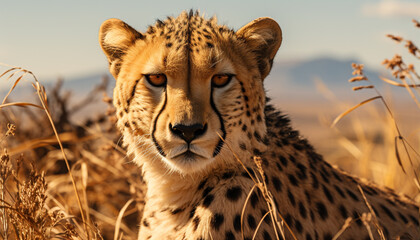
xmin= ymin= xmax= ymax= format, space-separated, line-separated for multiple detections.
xmin=172 ymin=150 xmax=202 ymax=161
xmin=168 ymin=146 xmax=209 ymax=162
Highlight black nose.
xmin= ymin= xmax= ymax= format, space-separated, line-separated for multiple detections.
xmin=170 ymin=123 xmax=207 ymax=143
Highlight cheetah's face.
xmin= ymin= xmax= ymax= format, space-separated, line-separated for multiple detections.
xmin=99 ymin=12 xmax=282 ymax=174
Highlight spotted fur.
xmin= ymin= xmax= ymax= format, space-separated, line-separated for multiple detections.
xmin=99 ymin=10 xmax=420 ymax=240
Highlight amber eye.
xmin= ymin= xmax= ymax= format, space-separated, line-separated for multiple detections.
xmin=211 ymin=74 xmax=233 ymax=88
xmin=145 ymin=74 xmax=167 ymax=87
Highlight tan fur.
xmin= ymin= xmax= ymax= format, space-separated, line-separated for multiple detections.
xmin=99 ymin=11 xmax=420 ymax=240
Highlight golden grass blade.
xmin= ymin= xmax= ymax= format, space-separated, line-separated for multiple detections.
xmin=401 ymin=77 xmax=420 ymax=109
xmin=252 ymin=210 xmax=271 ymax=240
xmin=114 ymin=198 xmax=134 ymax=240
xmin=2 ymin=72 xmax=28 ymax=104
xmin=331 ymin=96 xmax=382 ymax=128
xmin=352 ymin=85 xmax=374 ymax=91
xmin=34 ymin=81 xmax=88 ymax=235
xmin=241 ymin=184 xmax=257 ymax=240
xmin=332 ymin=218 xmax=352 ymax=240
xmin=0 ymin=67 xmax=20 ymax=79
xmin=358 ymin=185 xmax=386 ymax=239
xmin=380 ymin=76 xmax=420 ymax=88
xmin=394 ymin=136 xmax=406 ymax=174
xmin=217 ymin=132 xmax=258 ymax=183
xmin=0 ymin=102 xmax=43 ymax=110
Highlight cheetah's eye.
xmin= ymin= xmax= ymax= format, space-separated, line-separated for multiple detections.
xmin=211 ymin=74 xmax=234 ymax=88
xmin=145 ymin=74 xmax=167 ymax=87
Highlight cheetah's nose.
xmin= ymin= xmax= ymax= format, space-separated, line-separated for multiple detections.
xmin=169 ymin=123 xmax=207 ymax=143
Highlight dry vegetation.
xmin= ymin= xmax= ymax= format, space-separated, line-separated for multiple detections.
xmin=0 ymin=20 xmax=419 ymax=240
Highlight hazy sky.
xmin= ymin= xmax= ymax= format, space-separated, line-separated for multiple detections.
xmin=1 ymin=0 xmax=419 ymax=84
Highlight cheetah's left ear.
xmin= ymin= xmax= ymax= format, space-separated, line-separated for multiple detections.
xmin=237 ymin=18 xmax=282 ymax=80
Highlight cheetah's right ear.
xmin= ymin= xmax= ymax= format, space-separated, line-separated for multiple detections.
xmin=99 ymin=18 xmax=144 ymax=78
xmin=237 ymin=18 xmax=282 ymax=80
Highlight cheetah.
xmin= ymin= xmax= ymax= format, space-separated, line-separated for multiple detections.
xmin=99 ymin=11 xmax=420 ymax=240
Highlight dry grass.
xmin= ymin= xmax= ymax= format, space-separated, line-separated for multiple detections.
xmin=0 ymin=65 xmax=145 ymax=239
xmin=0 ymin=18 xmax=418 ymax=240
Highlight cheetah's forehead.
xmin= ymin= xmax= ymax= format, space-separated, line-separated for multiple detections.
xmin=143 ymin=11 xmax=237 ymax=78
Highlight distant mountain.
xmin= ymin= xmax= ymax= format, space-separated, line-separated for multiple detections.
xmin=264 ymin=57 xmax=385 ymax=101
xmin=2 ymin=57 xmax=387 ymax=102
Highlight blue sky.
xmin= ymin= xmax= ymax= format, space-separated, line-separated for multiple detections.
xmin=1 ymin=0 xmax=419 ymax=84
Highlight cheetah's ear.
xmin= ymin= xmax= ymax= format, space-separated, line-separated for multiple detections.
xmin=237 ymin=18 xmax=282 ymax=80
xmin=99 ymin=18 xmax=144 ymax=78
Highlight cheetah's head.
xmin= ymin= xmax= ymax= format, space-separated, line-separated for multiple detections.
xmin=99 ymin=11 xmax=282 ymax=174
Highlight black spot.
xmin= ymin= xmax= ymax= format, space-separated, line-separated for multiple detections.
xmin=338 ymin=204 xmax=348 ymax=218
xmin=197 ymin=179 xmax=207 ymax=190
xmin=239 ymin=143 xmax=247 ymax=150
xmin=203 ymin=186 xmax=214 ymax=198
xmin=250 ymin=191 xmax=259 ymax=208
xmin=211 ymin=213 xmax=224 ymax=230
xmin=364 ymin=186 xmax=378 ymax=195
xmin=171 ymin=207 xmax=184 ymax=215
xmin=287 ymin=189 xmax=296 ymax=206
xmin=293 ymin=143 xmax=303 ymax=150
xmin=310 ymin=172 xmax=319 ymax=189
xmin=189 ymin=205 xmax=197 ymax=219
xmin=247 ymin=214 xmax=257 ymax=229
xmin=380 ymin=204 xmax=396 ymax=221
xmin=288 ymin=174 xmax=299 ymax=186
xmin=222 ymin=171 xmax=234 ymax=179
xmin=316 ymin=202 xmax=328 ymax=220
xmin=233 ymin=214 xmax=241 ymax=232
xmin=225 ymin=231 xmax=236 ymax=240
xmin=383 ymin=228 xmax=390 ymax=238
xmin=142 ymin=218 xmax=149 ymax=227
xmin=305 ymin=190 xmax=312 ymax=204
xmin=398 ymin=212 xmax=408 ymax=223
xmin=353 ymin=211 xmax=362 ymax=226
xmin=253 ymin=148 xmax=262 ymax=156
xmin=298 ymin=202 xmax=307 ymax=219
xmin=261 ymin=209 xmax=271 ymax=224
xmin=193 ymin=216 xmax=200 ymax=231
xmin=310 ymin=211 xmax=315 ymax=222
xmin=276 ymin=162 xmax=283 ymax=172
xmin=295 ymin=219 xmax=303 ymax=233
xmin=272 ymin=176 xmax=282 ymax=192
xmin=166 ymin=42 xmax=173 ymax=48
xmin=241 ymin=171 xmax=252 ymax=179
xmin=331 ymin=170 xmax=342 ymax=181
xmin=254 ymin=131 xmax=262 ymax=142
xmin=288 ymin=155 xmax=296 ymax=163
xmin=296 ymin=163 xmax=307 ymax=179
xmin=346 ymin=189 xmax=359 ymax=201
xmin=279 ymin=156 xmax=288 ymax=167
xmin=323 ymin=232 xmax=332 ymax=240
xmin=334 ymin=185 xmax=346 ymax=198
xmin=242 ymin=125 xmax=247 ymax=132
xmin=409 ymin=214 xmax=419 ymax=226
xmin=203 ymin=194 xmax=214 ymax=208
xmin=306 ymin=233 xmax=313 ymax=240
xmin=226 ymin=186 xmax=243 ymax=202
xmin=322 ymin=185 xmax=334 ymax=203
xmin=263 ymin=230 xmax=272 ymax=240
xmin=385 ymin=198 xmax=396 ymax=206
xmin=372 ymin=206 xmax=380 ymax=218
